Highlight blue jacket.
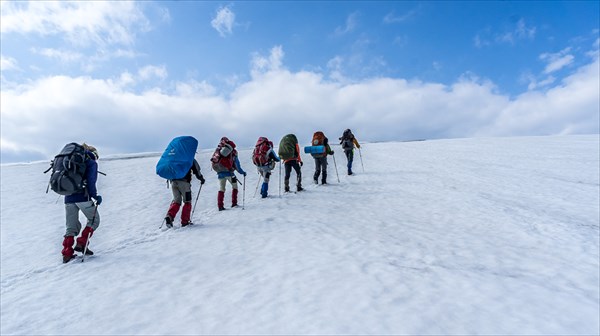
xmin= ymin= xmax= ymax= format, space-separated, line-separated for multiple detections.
xmin=65 ymin=151 xmax=98 ymax=204
xmin=217 ymin=155 xmax=246 ymax=179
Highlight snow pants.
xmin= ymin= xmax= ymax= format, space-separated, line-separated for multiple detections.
xmin=284 ymin=160 xmax=302 ymax=191
xmin=257 ymin=164 xmax=275 ymax=197
xmin=65 ymin=201 xmax=100 ymax=237
xmin=166 ymin=179 xmax=193 ymax=224
xmin=344 ymin=149 xmax=354 ymax=173
xmin=313 ymin=157 xmax=328 ymax=183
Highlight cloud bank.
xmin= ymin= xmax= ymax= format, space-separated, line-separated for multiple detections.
xmin=2 ymin=42 xmax=598 ymax=163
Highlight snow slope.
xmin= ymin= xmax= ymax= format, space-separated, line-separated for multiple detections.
xmin=1 ymin=135 xmax=599 ymax=335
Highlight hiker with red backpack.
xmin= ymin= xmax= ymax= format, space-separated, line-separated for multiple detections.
xmin=50 ymin=143 xmax=102 ymax=263
xmin=210 ymin=137 xmax=247 ymax=210
xmin=252 ymin=137 xmax=281 ymax=198
xmin=278 ymin=134 xmax=304 ymax=192
xmin=339 ymin=129 xmax=361 ymax=175
xmin=309 ymin=131 xmax=334 ymax=184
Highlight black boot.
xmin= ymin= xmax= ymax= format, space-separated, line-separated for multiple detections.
xmin=63 ymin=254 xmax=76 ymax=263
xmin=74 ymin=244 xmax=94 ymax=255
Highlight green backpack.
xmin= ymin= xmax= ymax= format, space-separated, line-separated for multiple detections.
xmin=278 ymin=134 xmax=298 ymax=160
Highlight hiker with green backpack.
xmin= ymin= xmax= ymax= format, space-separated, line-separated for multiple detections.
xmin=278 ymin=134 xmax=304 ymax=192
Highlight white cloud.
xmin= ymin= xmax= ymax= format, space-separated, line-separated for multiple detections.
xmin=32 ymin=48 xmax=83 ymax=63
xmin=0 ymin=55 xmax=19 ymax=71
xmin=138 ymin=65 xmax=168 ymax=81
xmin=540 ymin=48 xmax=575 ymax=74
xmin=383 ymin=9 xmax=417 ymax=24
xmin=0 ymin=1 xmax=151 ymax=47
xmin=496 ymin=18 xmax=536 ymax=44
xmin=211 ymin=5 xmax=235 ymax=37
xmin=1 ymin=44 xmax=598 ymax=163
xmin=334 ymin=12 xmax=359 ymax=36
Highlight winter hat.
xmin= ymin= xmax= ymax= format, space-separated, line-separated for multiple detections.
xmin=82 ymin=143 xmax=99 ymax=160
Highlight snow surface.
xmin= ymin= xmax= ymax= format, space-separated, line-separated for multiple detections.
xmin=1 ymin=135 xmax=599 ymax=335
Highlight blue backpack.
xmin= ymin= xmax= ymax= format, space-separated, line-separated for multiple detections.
xmin=156 ymin=136 xmax=198 ymax=180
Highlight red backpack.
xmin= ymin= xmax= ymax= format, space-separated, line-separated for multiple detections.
xmin=211 ymin=137 xmax=237 ymax=172
xmin=311 ymin=131 xmax=328 ymax=158
xmin=252 ymin=137 xmax=273 ymax=166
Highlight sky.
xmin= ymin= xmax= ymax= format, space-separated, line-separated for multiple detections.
xmin=1 ymin=1 xmax=599 ymax=163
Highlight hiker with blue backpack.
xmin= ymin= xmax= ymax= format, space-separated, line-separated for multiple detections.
xmin=339 ymin=129 xmax=361 ymax=175
xmin=210 ymin=137 xmax=247 ymax=211
xmin=156 ymin=136 xmax=205 ymax=228
xmin=46 ymin=143 xmax=102 ymax=263
xmin=309 ymin=131 xmax=334 ymax=185
xmin=252 ymin=137 xmax=280 ymax=198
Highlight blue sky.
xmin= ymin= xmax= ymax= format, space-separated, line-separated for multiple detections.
xmin=1 ymin=1 xmax=599 ymax=163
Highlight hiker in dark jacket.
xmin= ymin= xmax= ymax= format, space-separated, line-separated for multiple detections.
xmin=164 ymin=158 xmax=205 ymax=228
xmin=339 ymin=129 xmax=361 ymax=175
xmin=61 ymin=144 xmax=102 ymax=263
xmin=311 ymin=132 xmax=334 ymax=185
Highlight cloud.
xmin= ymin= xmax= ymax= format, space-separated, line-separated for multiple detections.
xmin=540 ymin=48 xmax=575 ymax=74
xmin=0 ymin=55 xmax=19 ymax=71
xmin=211 ymin=5 xmax=235 ymax=37
xmin=334 ymin=12 xmax=359 ymax=36
xmin=0 ymin=1 xmax=151 ymax=47
xmin=383 ymin=8 xmax=417 ymax=24
xmin=32 ymin=48 xmax=83 ymax=63
xmin=138 ymin=65 xmax=168 ymax=81
xmin=475 ymin=19 xmax=536 ymax=47
xmin=1 ymin=43 xmax=598 ymax=163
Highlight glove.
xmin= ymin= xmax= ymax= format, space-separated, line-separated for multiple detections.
xmin=300 ymin=161 xmax=303 ymax=167
xmin=92 ymin=195 xmax=102 ymax=205
xmin=330 ymin=150 xmax=335 ymax=155
xmin=357 ymin=144 xmax=361 ymax=149
xmin=242 ymin=172 xmax=247 ymax=177
xmin=199 ymin=175 xmax=206 ymax=185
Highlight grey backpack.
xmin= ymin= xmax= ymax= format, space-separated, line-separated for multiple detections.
xmin=46 ymin=143 xmax=88 ymax=195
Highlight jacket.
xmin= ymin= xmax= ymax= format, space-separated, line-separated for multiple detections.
xmin=64 ymin=151 xmax=98 ymax=204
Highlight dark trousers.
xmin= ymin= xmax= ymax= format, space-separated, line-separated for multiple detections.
xmin=344 ymin=149 xmax=354 ymax=171
xmin=284 ymin=160 xmax=302 ymax=189
xmin=313 ymin=157 xmax=328 ymax=182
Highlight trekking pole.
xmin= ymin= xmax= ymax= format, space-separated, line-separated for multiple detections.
xmin=82 ymin=203 xmax=98 ymax=263
xmin=358 ymin=147 xmax=365 ymax=172
xmin=332 ymin=154 xmax=340 ymax=183
xmin=242 ymin=175 xmax=246 ymax=210
xmin=278 ymin=161 xmax=282 ymax=197
xmin=191 ymin=183 xmax=203 ymax=223
xmin=254 ymin=173 xmax=263 ymax=198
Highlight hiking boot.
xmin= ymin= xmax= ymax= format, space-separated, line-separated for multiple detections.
xmin=74 ymin=245 xmax=94 ymax=255
xmin=218 ymin=206 xmax=226 ymax=211
xmin=297 ymin=186 xmax=304 ymax=192
xmin=181 ymin=221 xmax=193 ymax=227
xmin=63 ymin=254 xmax=76 ymax=264
xmin=284 ymin=186 xmax=290 ymax=192
xmin=165 ymin=216 xmax=173 ymax=228
xmin=231 ymin=204 xmax=239 ymax=208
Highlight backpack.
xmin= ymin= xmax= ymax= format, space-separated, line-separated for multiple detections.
xmin=47 ymin=143 xmax=88 ymax=195
xmin=211 ymin=138 xmax=237 ymax=173
xmin=311 ymin=131 xmax=328 ymax=158
xmin=340 ymin=129 xmax=354 ymax=150
xmin=252 ymin=137 xmax=273 ymax=166
xmin=278 ymin=134 xmax=298 ymax=160
xmin=156 ymin=136 xmax=198 ymax=180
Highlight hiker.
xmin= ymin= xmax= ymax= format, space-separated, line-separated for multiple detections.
xmin=210 ymin=137 xmax=247 ymax=210
xmin=278 ymin=134 xmax=303 ymax=192
xmin=163 ymin=158 xmax=205 ymax=228
xmin=339 ymin=129 xmax=361 ymax=175
xmin=61 ymin=143 xmax=102 ymax=263
xmin=252 ymin=137 xmax=281 ymax=198
xmin=156 ymin=136 xmax=205 ymax=228
xmin=310 ymin=131 xmax=334 ymax=184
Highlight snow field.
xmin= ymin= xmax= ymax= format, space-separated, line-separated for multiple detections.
xmin=1 ymin=135 xmax=599 ymax=334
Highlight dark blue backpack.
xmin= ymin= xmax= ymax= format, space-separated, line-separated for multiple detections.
xmin=156 ymin=136 xmax=198 ymax=180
